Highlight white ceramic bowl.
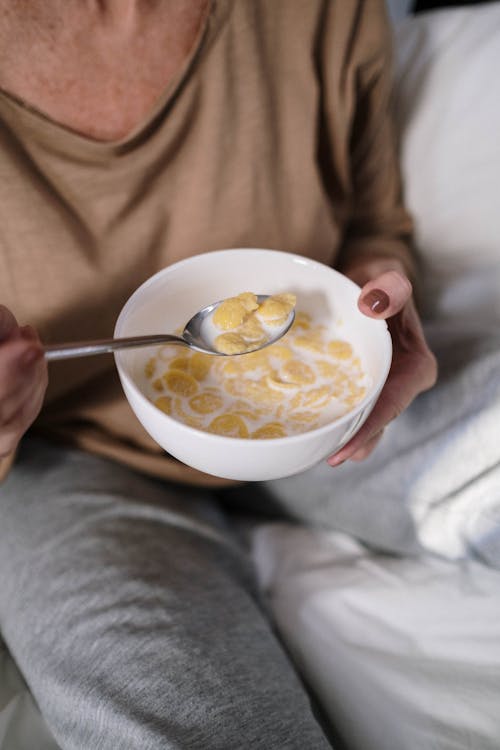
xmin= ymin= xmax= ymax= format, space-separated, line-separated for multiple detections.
xmin=114 ymin=249 xmax=392 ymax=481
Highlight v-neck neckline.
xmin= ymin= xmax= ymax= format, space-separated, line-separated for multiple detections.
xmin=0 ymin=0 xmax=219 ymax=161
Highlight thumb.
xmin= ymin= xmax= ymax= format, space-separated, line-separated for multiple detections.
xmin=358 ymin=270 xmax=412 ymax=319
xmin=0 ymin=305 xmax=19 ymax=341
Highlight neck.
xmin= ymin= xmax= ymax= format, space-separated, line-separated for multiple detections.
xmin=0 ymin=0 xmax=210 ymax=141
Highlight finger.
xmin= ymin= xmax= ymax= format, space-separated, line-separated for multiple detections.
xmin=0 ymin=305 xmax=19 ymax=341
xmin=0 ymin=337 xmax=44 ymax=381
xmin=0 ymin=421 xmax=21 ymax=457
xmin=0 ymin=402 xmax=31 ymax=457
xmin=0 ymin=397 xmax=26 ymax=456
xmin=0 ymin=349 xmax=47 ymax=425
xmin=0 ymin=362 xmax=47 ymax=458
xmin=358 ymin=271 xmax=412 ymax=319
xmin=0 ymin=340 xmax=45 ymax=419
xmin=349 ymin=430 xmax=384 ymax=462
xmin=327 ymin=387 xmax=405 ymax=466
xmin=0 ymin=373 xmax=38 ymax=425
xmin=20 ymin=325 xmax=39 ymax=341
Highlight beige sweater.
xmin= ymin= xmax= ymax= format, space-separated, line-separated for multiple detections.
xmin=0 ymin=0 xmax=414 ymax=485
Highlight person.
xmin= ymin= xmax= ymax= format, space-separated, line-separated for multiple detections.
xmin=0 ymin=1 xmax=436 ymax=748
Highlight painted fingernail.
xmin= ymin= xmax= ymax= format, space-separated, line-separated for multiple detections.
xmin=21 ymin=347 xmax=42 ymax=367
xmin=20 ymin=325 xmax=36 ymax=340
xmin=361 ymin=289 xmax=389 ymax=314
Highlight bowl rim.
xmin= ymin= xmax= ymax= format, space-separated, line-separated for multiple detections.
xmin=115 ymin=247 xmax=365 ymax=310
xmin=114 ymin=248 xmax=393 ymax=445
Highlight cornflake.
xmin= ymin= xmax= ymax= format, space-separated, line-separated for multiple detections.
xmin=144 ymin=302 xmax=369 ymax=439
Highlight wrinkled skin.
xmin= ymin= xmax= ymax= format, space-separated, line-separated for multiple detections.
xmin=328 ymin=264 xmax=437 ymax=466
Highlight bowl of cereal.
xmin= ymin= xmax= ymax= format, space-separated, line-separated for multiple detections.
xmin=114 ymin=248 xmax=392 ymax=481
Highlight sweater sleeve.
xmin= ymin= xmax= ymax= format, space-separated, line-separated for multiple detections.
xmin=318 ymin=0 xmax=418 ymax=283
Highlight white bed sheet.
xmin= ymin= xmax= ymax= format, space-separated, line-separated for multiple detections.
xmin=252 ymin=524 xmax=500 ymax=750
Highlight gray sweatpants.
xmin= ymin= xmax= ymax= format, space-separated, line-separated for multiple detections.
xmin=0 ymin=438 xmax=331 ymax=750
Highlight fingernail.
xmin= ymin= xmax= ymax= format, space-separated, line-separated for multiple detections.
xmin=327 ymin=455 xmax=345 ymax=467
xmin=20 ymin=325 xmax=36 ymax=340
xmin=361 ymin=289 xmax=389 ymax=314
xmin=21 ymin=347 xmax=42 ymax=367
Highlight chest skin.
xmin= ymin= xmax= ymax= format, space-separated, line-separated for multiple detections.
xmin=0 ymin=0 xmax=210 ymax=141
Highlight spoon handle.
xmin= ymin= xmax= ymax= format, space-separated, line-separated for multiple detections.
xmin=44 ymin=334 xmax=187 ymax=361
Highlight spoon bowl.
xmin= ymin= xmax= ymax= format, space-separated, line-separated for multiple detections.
xmin=44 ymin=295 xmax=295 ymax=361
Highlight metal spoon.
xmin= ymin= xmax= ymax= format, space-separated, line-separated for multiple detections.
xmin=44 ymin=295 xmax=295 ymax=361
